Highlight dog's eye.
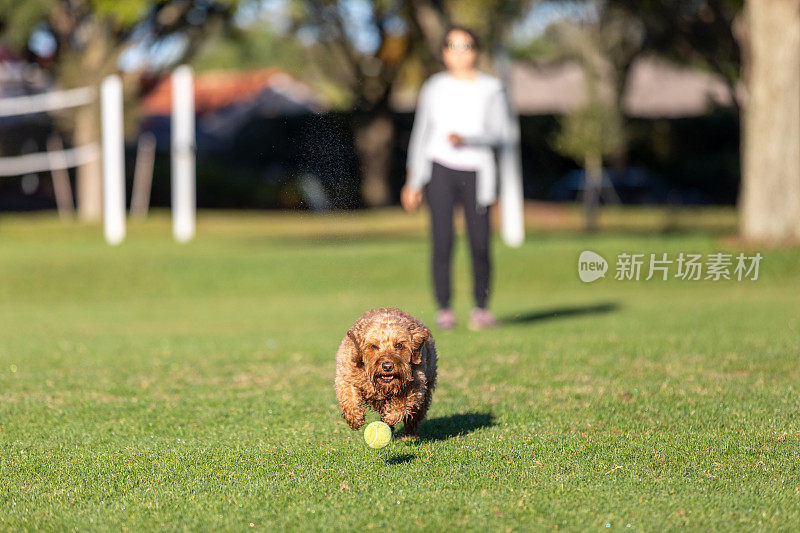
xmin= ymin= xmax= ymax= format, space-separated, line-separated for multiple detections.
xmin=395 ymin=343 xmax=404 ymax=350
xmin=370 ymin=344 xmax=379 ymax=350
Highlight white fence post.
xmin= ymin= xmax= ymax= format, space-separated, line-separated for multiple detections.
xmin=171 ymin=65 xmax=196 ymax=243
xmin=101 ymin=74 xmax=125 ymax=245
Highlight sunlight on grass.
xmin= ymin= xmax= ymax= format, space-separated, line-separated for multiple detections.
xmin=0 ymin=207 xmax=797 ymax=530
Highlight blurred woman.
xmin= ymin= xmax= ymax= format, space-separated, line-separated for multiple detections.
xmin=402 ymin=26 xmax=517 ymax=330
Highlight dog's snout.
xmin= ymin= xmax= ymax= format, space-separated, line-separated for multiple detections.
xmin=381 ymin=361 xmax=394 ymax=372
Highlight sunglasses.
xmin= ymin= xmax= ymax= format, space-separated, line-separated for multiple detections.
xmin=445 ymin=41 xmax=476 ymax=51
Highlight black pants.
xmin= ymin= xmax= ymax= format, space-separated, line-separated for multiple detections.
xmin=425 ymin=161 xmax=491 ymax=309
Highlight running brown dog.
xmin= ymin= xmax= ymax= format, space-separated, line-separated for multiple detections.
xmin=335 ymin=307 xmax=437 ymax=438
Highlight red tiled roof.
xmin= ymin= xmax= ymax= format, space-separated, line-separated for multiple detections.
xmin=142 ymin=68 xmax=316 ymax=115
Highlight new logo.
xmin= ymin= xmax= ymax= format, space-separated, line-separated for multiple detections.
xmin=578 ymin=250 xmax=608 ymax=282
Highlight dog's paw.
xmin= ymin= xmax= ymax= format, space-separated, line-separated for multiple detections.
xmin=348 ymin=420 xmax=365 ymax=431
xmin=343 ymin=414 xmax=365 ymax=431
xmin=381 ymin=412 xmax=404 ymax=427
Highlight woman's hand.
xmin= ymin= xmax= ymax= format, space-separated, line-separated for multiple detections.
xmin=447 ymin=133 xmax=465 ymax=147
xmin=401 ymin=185 xmax=423 ymax=212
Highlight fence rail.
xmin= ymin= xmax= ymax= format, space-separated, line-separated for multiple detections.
xmin=0 ymin=86 xmax=96 ymax=118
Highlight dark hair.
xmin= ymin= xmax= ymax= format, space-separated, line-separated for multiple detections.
xmin=442 ymin=25 xmax=481 ymax=51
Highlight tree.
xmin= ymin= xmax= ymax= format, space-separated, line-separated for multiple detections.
xmin=277 ymin=0 xmax=411 ymax=207
xmin=554 ymin=99 xmax=624 ymax=232
xmin=519 ymin=2 xmax=633 ymax=230
xmin=191 ymin=24 xmax=304 ymax=74
xmin=606 ymin=0 xmax=800 ymax=243
xmin=280 ymin=0 xmax=533 ymax=207
xmin=608 ymin=0 xmax=743 ymax=115
xmin=542 ymin=3 xmax=642 ymax=170
xmin=0 ymin=0 xmax=236 ymax=220
xmin=739 ymin=0 xmax=800 ymax=242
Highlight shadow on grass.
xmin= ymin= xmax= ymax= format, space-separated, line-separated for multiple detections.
xmin=414 ymin=412 xmax=494 ymax=442
xmin=386 ymin=453 xmax=415 ymax=465
xmin=501 ymin=302 xmax=619 ymax=326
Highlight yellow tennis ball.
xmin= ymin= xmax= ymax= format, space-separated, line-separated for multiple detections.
xmin=364 ymin=421 xmax=392 ymax=449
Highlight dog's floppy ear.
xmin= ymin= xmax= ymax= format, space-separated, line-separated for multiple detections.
xmin=346 ymin=321 xmax=366 ymax=365
xmin=407 ymin=323 xmax=430 ymax=365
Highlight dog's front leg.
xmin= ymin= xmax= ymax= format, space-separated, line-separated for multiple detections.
xmin=336 ymin=381 xmax=366 ymax=430
xmin=395 ymin=388 xmax=428 ymax=438
xmin=380 ymin=398 xmax=409 ymax=429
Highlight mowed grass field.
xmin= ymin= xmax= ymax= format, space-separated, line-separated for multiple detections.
xmin=1 ymin=206 xmax=799 ymax=531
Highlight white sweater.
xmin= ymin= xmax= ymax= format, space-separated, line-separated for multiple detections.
xmin=406 ymin=71 xmax=521 ymax=212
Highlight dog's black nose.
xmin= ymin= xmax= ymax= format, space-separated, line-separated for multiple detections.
xmin=382 ymin=361 xmax=394 ymax=372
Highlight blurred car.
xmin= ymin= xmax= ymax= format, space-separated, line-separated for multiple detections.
xmin=549 ymin=167 xmax=709 ymax=205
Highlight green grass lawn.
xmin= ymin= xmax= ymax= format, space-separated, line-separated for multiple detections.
xmin=1 ymin=207 xmax=799 ymax=531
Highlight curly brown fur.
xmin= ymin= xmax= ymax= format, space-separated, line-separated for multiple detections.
xmin=335 ymin=307 xmax=438 ymax=438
